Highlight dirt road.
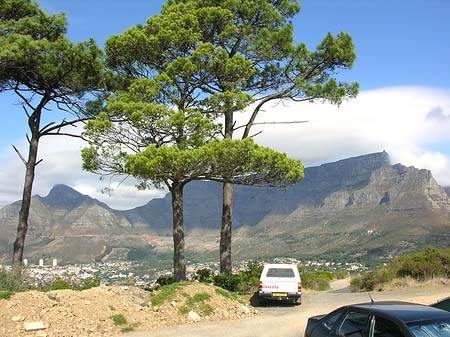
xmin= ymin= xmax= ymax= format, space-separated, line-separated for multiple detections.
xmin=121 ymin=280 xmax=450 ymax=337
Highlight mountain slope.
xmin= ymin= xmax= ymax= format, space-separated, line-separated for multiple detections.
xmin=1 ymin=151 xmax=449 ymax=264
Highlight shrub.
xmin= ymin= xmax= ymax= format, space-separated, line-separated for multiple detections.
xmin=49 ymin=278 xmax=72 ymax=291
xmin=0 ymin=290 xmax=13 ymax=300
xmin=237 ymin=262 xmax=263 ymax=293
xmin=150 ymin=282 xmax=189 ymax=306
xmin=213 ymin=273 xmax=240 ymax=292
xmin=195 ymin=268 xmax=212 ymax=283
xmin=334 ymin=271 xmax=349 ymax=280
xmin=111 ymin=314 xmax=127 ymax=325
xmin=301 ymin=271 xmax=331 ymax=291
xmin=156 ymin=274 xmax=176 ymax=286
xmin=0 ymin=268 xmax=25 ymax=293
xmin=80 ymin=276 xmax=100 ymax=290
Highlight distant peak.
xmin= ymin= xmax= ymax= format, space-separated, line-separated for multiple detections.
xmin=47 ymin=184 xmax=83 ymax=198
xmin=43 ymin=184 xmax=91 ymax=210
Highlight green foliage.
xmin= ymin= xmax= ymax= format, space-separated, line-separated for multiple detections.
xmin=179 ymin=292 xmax=214 ymax=316
xmin=0 ymin=290 xmax=13 ymax=300
xmin=120 ymin=322 xmax=140 ymax=333
xmin=49 ymin=278 xmax=72 ymax=291
xmin=178 ymin=305 xmax=190 ymax=314
xmin=213 ymin=262 xmax=264 ymax=294
xmin=150 ymin=282 xmax=189 ymax=306
xmin=188 ymin=292 xmax=211 ymax=304
xmin=0 ymin=268 xmax=25 ymax=293
xmin=392 ymin=247 xmax=450 ymax=280
xmin=215 ymin=288 xmax=243 ymax=304
xmin=213 ymin=273 xmax=241 ymax=292
xmin=125 ymin=138 xmax=304 ymax=189
xmin=351 ymin=247 xmax=450 ymax=291
xmin=111 ymin=314 xmax=127 ymax=326
xmin=301 ymin=271 xmax=333 ymax=291
xmin=79 ymin=277 xmax=101 ymax=290
xmin=194 ymin=268 xmax=213 ymax=282
xmin=156 ymin=274 xmax=176 ymax=286
xmin=236 ymin=261 xmax=263 ymax=293
xmin=46 ymin=276 xmax=100 ymax=291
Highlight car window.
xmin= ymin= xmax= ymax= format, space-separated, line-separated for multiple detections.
xmin=338 ymin=311 xmax=371 ymax=337
xmin=322 ymin=311 xmax=343 ymax=331
xmin=266 ymin=268 xmax=295 ymax=278
xmin=373 ymin=316 xmax=404 ymax=337
xmin=408 ymin=319 xmax=450 ymax=337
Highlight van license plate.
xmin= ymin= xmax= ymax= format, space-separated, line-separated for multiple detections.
xmin=273 ymin=293 xmax=287 ymax=297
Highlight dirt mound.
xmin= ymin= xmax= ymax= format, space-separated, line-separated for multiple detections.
xmin=0 ymin=283 xmax=256 ymax=337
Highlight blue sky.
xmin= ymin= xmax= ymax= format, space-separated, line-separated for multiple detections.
xmin=1 ymin=0 xmax=450 ymax=208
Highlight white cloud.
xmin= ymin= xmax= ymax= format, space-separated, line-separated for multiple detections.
xmin=236 ymin=86 xmax=450 ymax=183
xmin=1 ymin=86 xmax=450 ymax=209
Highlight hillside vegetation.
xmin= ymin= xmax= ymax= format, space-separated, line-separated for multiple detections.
xmin=351 ymin=247 xmax=450 ymax=291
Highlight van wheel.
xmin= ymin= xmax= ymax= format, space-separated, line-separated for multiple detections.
xmin=293 ymin=298 xmax=301 ymax=305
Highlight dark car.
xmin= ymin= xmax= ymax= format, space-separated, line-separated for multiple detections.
xmin=431 ymin=297 xmax=450 ymax=312
xmin=305 ymin=301 xmax=450 ymax=337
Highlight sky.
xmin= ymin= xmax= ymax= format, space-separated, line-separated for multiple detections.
xmin=1 ymin=0 xmax=450 ymax=209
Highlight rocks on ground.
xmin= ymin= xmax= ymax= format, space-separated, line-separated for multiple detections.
xmin=0 ymin=283 xmax=256 ymax=337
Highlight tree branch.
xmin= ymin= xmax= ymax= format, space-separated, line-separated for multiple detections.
xmin=12 ymin=145 xmax=27 ymax=166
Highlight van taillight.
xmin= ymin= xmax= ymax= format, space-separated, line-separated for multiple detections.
xmin=298 ymin=282 xmax=302 ymax=292
xmin=259 ymin=281 xmax=263 ymax=290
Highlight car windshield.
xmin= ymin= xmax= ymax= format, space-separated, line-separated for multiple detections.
xmin=408 ymin=319 xmax=450 ymax=337
xmin=266 ymin=268 xmax=295 ymax=278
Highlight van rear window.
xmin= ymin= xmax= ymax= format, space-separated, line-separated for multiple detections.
xmin=266 ymin=268 xmax=295 ymax=278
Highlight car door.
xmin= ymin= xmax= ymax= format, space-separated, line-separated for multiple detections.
xmin=337 ymin=311 xmax=372 ymax=337
xmin=372 ymin=315 xmax=406 ymax=337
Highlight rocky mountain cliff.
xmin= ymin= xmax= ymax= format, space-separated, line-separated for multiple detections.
xmin=1 ymin=152 xmax=450 ymax=264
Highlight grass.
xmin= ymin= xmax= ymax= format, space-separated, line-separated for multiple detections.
xmin=178 ymin=305 xmax=190 ymax=315
xmin=120 ymin=322 xmax=140 ymax=333
xmin=0 ymin=290 xmax=12 ymax=300
xmin=178 ymin=292 xmax=215 ymax=316
xmin=149 ymin=281 xmax=190 ymax=306
xmin=187 ymin=293 xmax=211 ymax=305
xmin=111 ymin=314 xmax=127 ymax=326
xmin=198 ymin=303 xmax=214 ymax=315
xmin=382 ymin=277 xmax=450 ymax=291
xmin=215 ymin=288 xmax=244 ymax=304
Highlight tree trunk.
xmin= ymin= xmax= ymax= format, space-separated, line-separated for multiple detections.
xmin=220 ymin=111 xmax=234 ymax=273
xmin=171 ymin=180 xmax=186 ymax=281
xmin=12 ymin=123 xmax=41 ymax=271
xmin=220 ymin=181 xmax=233 ymax=273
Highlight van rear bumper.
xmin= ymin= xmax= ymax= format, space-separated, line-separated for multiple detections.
xmin=258 ymin=291 xmax=302 ymax=302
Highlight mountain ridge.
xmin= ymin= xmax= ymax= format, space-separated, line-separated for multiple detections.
xmin=1 ymin=151 xmax=449 ymax=264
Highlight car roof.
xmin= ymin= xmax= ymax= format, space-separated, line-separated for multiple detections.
xmin=263 ymin=263 xmax=297 ymax=268
xmin=348 ymin=301 xmax=450 ymax=323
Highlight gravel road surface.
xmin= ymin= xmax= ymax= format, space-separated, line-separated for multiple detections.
xmin=121 ymin=279 xmax=450 ymax=337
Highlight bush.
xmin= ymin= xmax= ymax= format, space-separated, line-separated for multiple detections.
xmin=0 ymin=268 xmax=25 ymax=293
xmin=80 ymin=276 xmax=100 ymax=290
xmin=156 ymin=274 xmax=176 ymax=286
xmin=302 ymin=271 xmax=332 ymax=291
xmin=0 ymin=290 xmax=13 ymax=300
xmin=111 ymin=314 xmax=127 ymax=325
xmin=49 ymin=278 xmax=72 ymax=290
xmin=150 ymin=282 xmax=189 ymax=306
xmin=213 ymin=273 xmax=241 ymax=292
xmin=194 ymin=268 xmax=212 ymax=283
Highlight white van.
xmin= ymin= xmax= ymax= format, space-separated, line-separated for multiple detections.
xmin=258 ymin=263 xmax=302 ymax=305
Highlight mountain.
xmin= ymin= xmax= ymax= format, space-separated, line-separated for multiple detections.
xmin=1 ymin=152 xmax=450 ymax=264
xmin=444 ymin=187 xmax=450 ymax=198
xmin=0 ymin=185 xmax=151 ymax=263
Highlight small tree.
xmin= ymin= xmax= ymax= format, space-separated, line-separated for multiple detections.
xmin=82 ymin=2 xmax=305 ymax=281
xmin=169 ymin=0 xmax=359 ymax=273
xmin=0 ymin=0 xmax=106 ymax=269
xmin=82 ymin=79 xmax=303 ymax=281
